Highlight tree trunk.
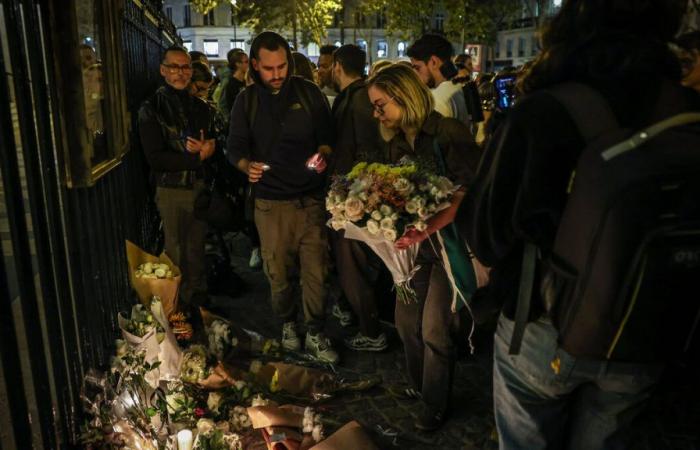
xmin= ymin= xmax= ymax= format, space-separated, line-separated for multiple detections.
xmin=292 ymin=0 xmax=298 ymax=49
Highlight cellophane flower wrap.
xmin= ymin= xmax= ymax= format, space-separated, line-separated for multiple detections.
xmin=326 ymin=162 xmax=457 ymax=303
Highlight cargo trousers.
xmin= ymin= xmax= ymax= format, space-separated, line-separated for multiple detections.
xmin=254 ymin=196 xmax=329 ymax=333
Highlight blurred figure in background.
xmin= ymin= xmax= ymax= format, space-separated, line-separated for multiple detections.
xmin=318 ymin=44 xmax=339 ymax=104
xmin=675 ymin=31 xmax=700 ymax=93
xmin=292 ymin=52 xmax=316 ymax=83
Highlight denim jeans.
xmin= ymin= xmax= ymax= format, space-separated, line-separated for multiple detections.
xmin=493 ymin=314 xmax=664 ymax=450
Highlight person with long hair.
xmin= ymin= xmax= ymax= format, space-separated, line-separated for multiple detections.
xmin=367 ymin=64 xmax=481 ymax=431
xmin=458 ymin=1 xmax=694 ymax=448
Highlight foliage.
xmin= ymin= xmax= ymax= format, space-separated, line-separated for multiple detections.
xmin=356 ymin=0 xmax=441 ymax=40
xmin=234 ymin=0 xmax=341 ymax=47
xmin=443 ymin=0 xmax=522 ymax=45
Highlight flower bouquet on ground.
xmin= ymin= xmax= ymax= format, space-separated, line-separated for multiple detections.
xmin=118 ymin=296 xmax=183 ymax=387
xmin=326 ymin=162 xmax=457 ymax=303
xmin=126 ymin=240 xmax=182 ymax=317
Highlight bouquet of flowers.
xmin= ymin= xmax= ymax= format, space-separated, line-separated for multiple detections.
xmin=326 ymin=162 xmax=457 ymax=302
xmin=207 ymin=319 xmax=239 ymax=361
xmin=118 ymin=297 xmax=183 ymax=387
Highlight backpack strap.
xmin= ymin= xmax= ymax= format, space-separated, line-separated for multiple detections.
xmin=509 ymin=82 xmax=619 ymax=356
xmin=602 ymin=112 xmax=700 ymax=161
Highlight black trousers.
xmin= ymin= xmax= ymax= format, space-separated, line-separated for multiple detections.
xmin=395 ymin=237 xmax=462 ymax=413
xmin=331 ymin=229 xmax=382 ymax=338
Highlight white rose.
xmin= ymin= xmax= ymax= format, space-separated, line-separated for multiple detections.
xmin=414 ymin=221 xmax=428 ymax=232
xmin=166 ymin=392 xmax=184 ymax=414
xmin=383 ymin=229 xmax=398 ymax=241
xmin=412 ymin=196 xmax=426 ymax=208
xmin=380 ymin=217 xmax=394 ymax=231
xmin=405 ymin=201 xmax=418 ymax=214
xmin=418 ymin=206 xmax=430 ymax=219
xmin=234 ymin=380 xmax=247 ymax=391
xmin=330 ymin=216 xmax=347 ymax=231
xmin=344 ymin=197 xmax=365 ymax=221
xmin=391 ymin=212 xmax=399 ymax=220
xmin=154 ymin=268 xmax=166 ymax=278
xmin=380 ymin=204 xmax=393 ymax=216
xmin=371 ymin=210 xmax=383 ymax=221
xmin=366 ymin=219 xmax=380 ymax=235
xmin=393 ymin=177 xmax=414 ymax=195
xmin=143 ymin=262 xmax=153 ymax=274
xmin=197 ymin=418 xmax=216 ymax=434
xmin=207 ymin=392 xmax=223 ymax=413
xmin=359 ymin=191 xmax=368 ymax=201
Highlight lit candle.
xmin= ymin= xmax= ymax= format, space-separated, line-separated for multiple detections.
xmin=177 ymin=429 xmax=193 ymax=450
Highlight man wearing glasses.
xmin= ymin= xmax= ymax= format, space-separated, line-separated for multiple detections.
xmin=138 ymin=45 xmax=216 ymax=326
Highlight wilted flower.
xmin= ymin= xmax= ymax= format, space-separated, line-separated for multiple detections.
xmin=207 ymin=392 xmax=223 ymax=413
xmin=249 ymin=360 xmax=262 ymax=374
xmin=197 ymin=418 xmax=216 ymax=434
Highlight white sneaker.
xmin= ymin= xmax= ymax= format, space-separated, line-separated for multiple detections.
xmin=305 ymin=332 xmax=339 ymax=364
xmin=281 ymin=322 xmax=301 ymax=351
xmin=249 ymin=247 xmax=262 ymax=269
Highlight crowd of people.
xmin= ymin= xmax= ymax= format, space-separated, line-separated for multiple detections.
xmin=138 ymin=0 xmax=700 ymax=447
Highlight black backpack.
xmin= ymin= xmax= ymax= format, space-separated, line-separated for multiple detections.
xmin=510 ymin=83 xmax=700 ymax=363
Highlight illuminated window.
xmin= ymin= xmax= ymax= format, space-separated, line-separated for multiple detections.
xmin=203 ymin=39 xmax=219 ymax=57
xmin=397 ymin=41 xmax=406 ymax=57
xmin=377 ymin=41 xmax=387 ymax=58
xmin=230 ymin=40 xmax=245 ymax=50
xmin=183 ymin=40 xmax=193 ymax=52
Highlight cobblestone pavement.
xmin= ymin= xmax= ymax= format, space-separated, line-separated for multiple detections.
xmin=211 ymin=234 xmax=699 ymax=449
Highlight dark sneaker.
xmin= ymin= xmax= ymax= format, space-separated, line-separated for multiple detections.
xmin=414 ymin=406 xmax=447 ymax=432
xmin=305 ymin=332 xmax=339 ymax=364
xmin=331 ymin=304 xmax=353 ymax=327
xmin=387 ymin=385 xmax=422 ymax=400
xmin=344 ymin=332 xmax=388 ymax=352
xmin=281 ymin=322 xmax=301 ymax=351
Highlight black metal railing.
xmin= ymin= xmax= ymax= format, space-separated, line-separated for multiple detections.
xmin=0 ymin=0 xmax=178 ymax=446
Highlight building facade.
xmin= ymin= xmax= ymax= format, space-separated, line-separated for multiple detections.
xmin=162 ymin=0 xmax=564 ymax=73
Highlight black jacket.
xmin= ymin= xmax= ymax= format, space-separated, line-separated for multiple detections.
xmin=330 ymin=79 xmax=384 ymax=174
xmin=226 ymin=36 xmax=333 ymax=200
xmin=386 ymin=111 xmax=481 ymax=187
xmin=138 ymin=85 xmax=215 ymax=188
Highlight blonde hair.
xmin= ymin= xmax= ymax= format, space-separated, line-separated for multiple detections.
xmin=369 ymin=59 xmax=394 ymax=76
xmin=367 ymin=64 xmax=434 ymax=139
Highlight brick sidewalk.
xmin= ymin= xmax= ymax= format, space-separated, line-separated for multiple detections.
xmin=212 ymin=233 xmax=699 ymax=449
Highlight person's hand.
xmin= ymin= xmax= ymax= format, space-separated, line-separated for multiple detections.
xmin=185 ymin=129 xmax=206 ymax=154
xmin=199 ymin=138 xmax=215 ymax=161
xmin=395 ymin=228 xmax=427 ymax=250
xmin=247 ymin=161 xmax=267 ymax=183
xmin=305 ymin=152 xmax=327 ymax=174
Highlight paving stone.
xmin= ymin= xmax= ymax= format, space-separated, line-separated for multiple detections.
xmin=218 ymin=233 xmax=700 ymax=450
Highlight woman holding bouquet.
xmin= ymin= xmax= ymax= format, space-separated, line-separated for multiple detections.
xmin=366 ymin=64 xmax=481 ymax=430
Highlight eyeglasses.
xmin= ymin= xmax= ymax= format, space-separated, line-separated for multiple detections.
xmin=373 ymin=97 xmax=395 ymax=116
xmin=162 ymin=63 xmax=193 ymax=74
